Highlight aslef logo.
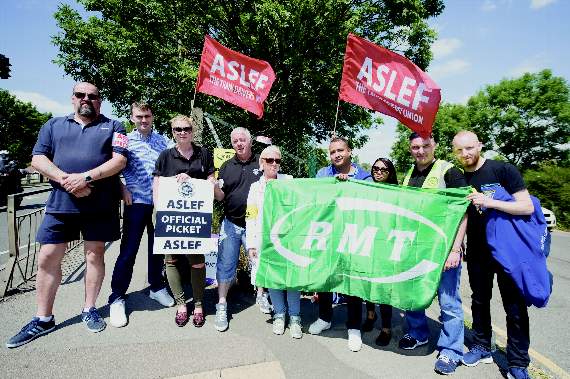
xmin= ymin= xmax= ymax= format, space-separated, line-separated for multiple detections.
xmin=268 ymin=196 xmax=449 ymax=284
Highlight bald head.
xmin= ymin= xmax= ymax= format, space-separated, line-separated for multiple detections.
xmin=452 ymin=130 xmax=483 ymax=171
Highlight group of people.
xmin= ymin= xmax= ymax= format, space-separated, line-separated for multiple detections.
xmin=6 ymin=82 xmax=535 ymax=379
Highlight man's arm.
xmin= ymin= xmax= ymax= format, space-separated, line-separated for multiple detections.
xmin=444 ymin=214 xmax=467 ymax=270
xmin=31 ymin=154 xmax=67 ymax=184
xmin=61 ymin=152 xmax=127 ymax=193
xmin=467 ymin=189 xmax=534 ymax=216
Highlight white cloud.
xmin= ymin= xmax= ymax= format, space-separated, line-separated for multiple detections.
xmin=428 ymin=59 xmax=471 ymax=80
xmin=11 ymin=91 xmax=71 ymax=115
xmin=509 ymin=53 xmax=549 ymax=76
xmin=432 ymin=38 xmax=462 ymax=60
xmin=481 ymin=0 xmax=497 ymax=11
xmin=530 ymin=0 xmax=557 ymax=9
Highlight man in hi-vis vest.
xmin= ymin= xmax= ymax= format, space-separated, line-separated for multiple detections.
xmin=399 ymin=132 xmax=468 ymax=376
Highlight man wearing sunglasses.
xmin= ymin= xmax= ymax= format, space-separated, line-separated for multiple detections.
xmin=399 ymin=132 xmax=468 ymax=375
xmin=6 ymin=82 xmax=128 ymax=348
xmin=107 ymin=102 xmax=175 ymax=328
xmin=212 ymin=127 xmax=262 ymax=332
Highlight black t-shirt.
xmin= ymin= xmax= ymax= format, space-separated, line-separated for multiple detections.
xmin=407 ymin=161 xmax=467 ymax=189
xmin=464 ymin=159 xmax=526 ymax=251
xmin=218 ymin=154 xmax=262 ymax=227
xmin=153 ymin=144 xmax=215 ymax=179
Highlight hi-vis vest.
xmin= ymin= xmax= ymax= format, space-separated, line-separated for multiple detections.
xmin=402 ymin=159 xmax=454 ymax=189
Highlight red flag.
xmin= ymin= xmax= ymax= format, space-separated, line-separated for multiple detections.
xmin=196 ymin=35 xmax=276 ymax=118
xmin=339 ymin=33 xmax=441 ymax=137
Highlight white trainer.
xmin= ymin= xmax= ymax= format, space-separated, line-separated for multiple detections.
xmin=109 ymin=298 xmax=127 ymax=328
xmin=308 ymin=318 xmax=331 ymax=335
xmin=149 ymin=288 xmax=175 ymax=307
xmin=348 ymin=329 xmax=362 ymax=352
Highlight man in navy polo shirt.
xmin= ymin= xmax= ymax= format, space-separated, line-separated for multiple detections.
xmin=6 ymin=82 xmax=128 ymax=348
xmin=309 ymin=136 xmax=370 ymax=352
xmin=108 ymin=102 xmax=174 ymax=328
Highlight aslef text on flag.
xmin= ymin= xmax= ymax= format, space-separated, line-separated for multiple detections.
xmin=196 ymin=35 xmax=276 ymax=118
xmin=338 ymin=33 xmax=441 ymax=137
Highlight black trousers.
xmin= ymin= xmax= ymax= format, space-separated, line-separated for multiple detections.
xmin=467 ymin=246 xmax=530 ymax=368
xmin=318 ymin=292 xmax=362 ymax=330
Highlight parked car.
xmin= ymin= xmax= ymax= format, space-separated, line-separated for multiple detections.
xmin=542 ymin=207 xmax=557 ymax=231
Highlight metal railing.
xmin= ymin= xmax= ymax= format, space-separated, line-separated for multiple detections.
xmin=0 ymin=187 xmax=83 ymax=298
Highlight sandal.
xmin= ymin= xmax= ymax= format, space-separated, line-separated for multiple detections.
xmin=175 ymin=309 xmax=189 ymax=327
xmin=192 ymin=310 xmax=205 ymax=327
xmin=362 ymin=313 xmax=378 ymax=332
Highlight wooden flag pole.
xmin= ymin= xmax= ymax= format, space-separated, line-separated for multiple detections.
xmin=332 ymin=98 xmax=341 ymax=138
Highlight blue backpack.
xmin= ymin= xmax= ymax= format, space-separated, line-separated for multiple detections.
xmin=483 ymin=184 xmax=552 ymax=308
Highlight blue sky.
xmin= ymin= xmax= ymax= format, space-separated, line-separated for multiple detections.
xmin=1 ymin=0 xmax=569 ymax=163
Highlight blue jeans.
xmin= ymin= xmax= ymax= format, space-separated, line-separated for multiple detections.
xmin=405 ymin=265 xmax=463 ymax=361
xmin=216 ymin=218 xmax=247 ymax=284
xmin=109 ymin=203 xmax=165 ymax=304
xmin=269 ymin=289 xmax=301 ymax=317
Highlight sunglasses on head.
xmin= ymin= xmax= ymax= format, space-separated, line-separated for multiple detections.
xmin=263 ymin=158 xmax=281 ymax=164
xmin=372 ymin=166 xmax=389 ymax=173
xmin=73 ymin=92 xmax=100 ymax=101
xmin=172 ymin=127 xmax=192 ymax=133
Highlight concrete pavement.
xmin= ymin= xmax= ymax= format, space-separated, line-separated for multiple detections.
xmin=0 ymin=236 xmax=550 ymax=379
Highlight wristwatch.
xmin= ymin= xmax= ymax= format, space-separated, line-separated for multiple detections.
xmin=84 ymin=174 xmax=93 ymax=183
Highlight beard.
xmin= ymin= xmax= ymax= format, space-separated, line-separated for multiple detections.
xmin=78 ymin=102 xmax=96 ymax=117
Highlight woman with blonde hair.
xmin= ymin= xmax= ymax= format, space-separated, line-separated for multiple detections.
xmin=153 ymin=115 xmax=214 ymax=328
xmin=245 ymin=146 xmax=302 ymax=338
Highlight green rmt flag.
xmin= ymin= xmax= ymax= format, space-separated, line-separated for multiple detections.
xmin=255 ymin=178 xmax=470 ymax=310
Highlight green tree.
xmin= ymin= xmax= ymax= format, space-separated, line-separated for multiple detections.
xmin=466 ymin=69 xmax=570 ymax=169
xmin=0 ymin=89 xmax=51 ymax=166
xmin=391 ymin=103 xmax=469 ymax=172
xmin=524 ymin=163 xmax=570 ymax=229
xmin=52 ymin=0 xmax=444 ymax=174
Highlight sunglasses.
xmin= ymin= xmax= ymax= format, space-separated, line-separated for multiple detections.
xmin=73 ymin=91 xmax=100 ymax=101
xmin=263 ymin=158 xmax=282 ymax=164
xmin=172 ymin=127 xmax=192 ymax=133
xmin=372 ymin=166 xmax=389 ymax=173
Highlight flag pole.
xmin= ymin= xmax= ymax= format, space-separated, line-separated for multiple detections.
xmin=332 ymin=98 xmax=341 ymax=138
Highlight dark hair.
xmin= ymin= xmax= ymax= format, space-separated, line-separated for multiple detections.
xmin=409 ymin=131 xmax=434 ymax=141
xmin=371 ymin=157 xmax=398 ymax=184
xmin=131 ymin=101 xmax=153 ymax=113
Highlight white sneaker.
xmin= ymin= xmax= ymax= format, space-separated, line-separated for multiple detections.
xmin=149 ymin=288 xmax=174 ymax=307
xmin=347 ymin=329 xmax=362 ymax=352
xmin=110 ymin=298 xmax=127 ymax=328
xmin=308 ymin=318 xmax=331 ymax=335
xmin=256 ymin=292 xmax=273 ymax=314
xmin=273 ymin=315 xmax=285 ymax=335
xmin=289 ymin=316 xmax=303 ymax=339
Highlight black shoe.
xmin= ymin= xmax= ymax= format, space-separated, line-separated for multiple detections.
xmin=362 ymin=313 xmax=377 ymax=332
xmin=375 ymin=329 xmax=392 ymax=346
xmin=6 ymin=317 xmax=56 ymax=348
xmin=398 ymin=333 xmax=428 ymax=350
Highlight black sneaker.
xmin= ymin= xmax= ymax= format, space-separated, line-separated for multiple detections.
xmin=6 ymin=317 xmax=56 ymax=348
xmin=398 ymin=333 xmax=428 ymax=350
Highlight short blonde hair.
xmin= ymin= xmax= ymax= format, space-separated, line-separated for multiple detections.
xmin=259 ymin=145 xmax=282 ymax=167
xmin=170 ymin=114 xmax=193 ymax=128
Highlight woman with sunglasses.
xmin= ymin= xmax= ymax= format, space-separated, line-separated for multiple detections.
xmin=362 ymin=157 xmax=399 ymax=346
xmin=152 ymin=115 xmax=214 ymax=328
xmin=245 ymin=146 xmax=302 ymax=338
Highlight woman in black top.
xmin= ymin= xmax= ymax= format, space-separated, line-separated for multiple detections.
xmin=153 ymin=115 xmax=215 ymax=328
xmin=362 ymin=157 xmax=398 ymax=346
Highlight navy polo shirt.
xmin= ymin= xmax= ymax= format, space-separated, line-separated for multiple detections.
xmin=32 ymin=114 xmax=128 ymax=214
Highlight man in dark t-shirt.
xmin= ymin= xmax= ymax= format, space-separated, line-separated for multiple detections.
xmin=6 ymin=82 xmax=128 ymax=349
xmin=453 ymin=131 xmax=534 ymax=379
xmin=212 ymin=127 xmax=262 ymax=332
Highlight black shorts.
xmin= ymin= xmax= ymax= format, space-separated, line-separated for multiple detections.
xmin=37 ymin=212 xmax=121 ymax=244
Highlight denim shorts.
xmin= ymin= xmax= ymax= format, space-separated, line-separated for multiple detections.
xmin=37 ymin=212 xmax=121 ymax=244
xmin=216 ymin=218 xmax=247 ymax=284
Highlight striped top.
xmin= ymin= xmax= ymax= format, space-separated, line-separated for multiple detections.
xmin=122 ymin=130 xmax=172 ymax=204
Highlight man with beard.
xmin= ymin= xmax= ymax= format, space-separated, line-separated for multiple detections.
xmin=308 ymin=136 xmax=370 ymax=352
xmin=399 ymin=132 xmax=467 ymax=375
xmin=453 ymin=131 xmax=534 ymax=379
xmin=6 ymin=82 xmax=128 ymax=348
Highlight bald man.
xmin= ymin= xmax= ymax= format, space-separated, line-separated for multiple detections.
xmin=453 ymin=131 xmax=534 ymax=379
xmin=6 ymin=82 xmax=128 ymax=348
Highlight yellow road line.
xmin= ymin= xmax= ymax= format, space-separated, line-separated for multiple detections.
xmin=461 ymin=304 xmax=570 ymax=379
